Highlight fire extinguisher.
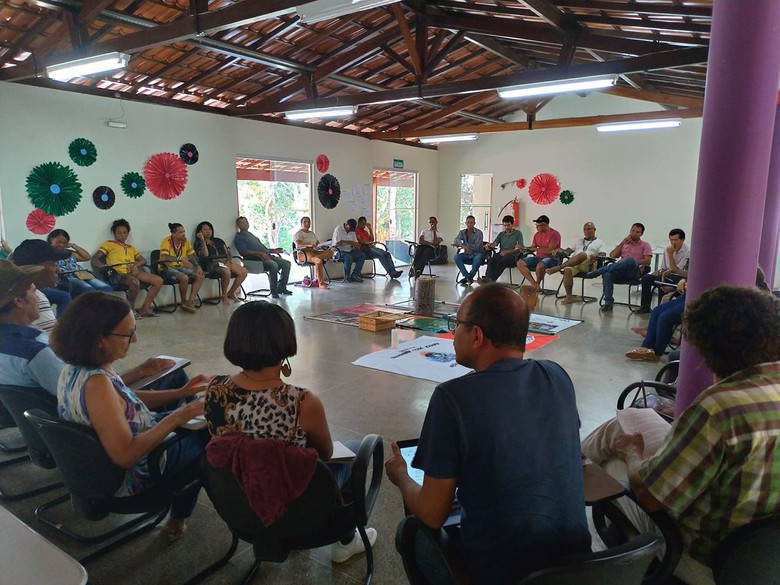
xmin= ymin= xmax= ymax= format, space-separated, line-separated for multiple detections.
xmin=511 ymin=198 xmax=520 ymax=226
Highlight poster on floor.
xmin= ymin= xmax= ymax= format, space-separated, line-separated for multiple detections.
xmin=352 ymin=336 xmax=472 ymax=383
xmin=528 ymin=313 xmax=582 ymax=335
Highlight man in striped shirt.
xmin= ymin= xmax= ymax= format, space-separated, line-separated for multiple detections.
xmin=583 ymin=285 xmax=780 ymax=585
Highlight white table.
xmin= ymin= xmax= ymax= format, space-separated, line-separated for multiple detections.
xmin=0 ymin=506 xmax=87 ymax=585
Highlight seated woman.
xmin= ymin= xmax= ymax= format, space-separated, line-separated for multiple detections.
xmin=92 ymin=219 xmax=162 ymax=319
xmin=293 ymin=216 xmax=333 ymax=289
xmin=159 ymin=223 xmax=205 ymax=313
xmin=51 ymin=292 xmax=208 ymax=540
xmin=193 ymin=221 xmax=247 ymax=304
xmin=203 ymin=301 xmax=376 ymax=563
xmin=355 ymin=216 xmax=403 ymax=278
xmin=48 ymin=229 xmax=113 ymax=296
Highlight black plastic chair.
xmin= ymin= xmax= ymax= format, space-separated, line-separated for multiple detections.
xmin=655 ymin=361 xmax=680 ymax=385
xmin=292 ymin=244 xmax=332 ymax=287
xmin=0 ymin=385 xmax=62 ymax=500
xmin=189 ymin=434 xmax=384 ymax=585
xmin=23 ymin=408 xmax=202 ymax=564
xmin=452 ymin=244 xmax=491 ymax=283
xmin=598 ymin=258 xmax=650 ymax=311
xmin=617 ymin=380 xmax=678 ymax=423
xmin=395 ymin=516 xmax=468 ymax=585
xmin=406 ymin=241 xmax=441 ymax=278
xmin=712 ymin=515 xmax=780 ymax=584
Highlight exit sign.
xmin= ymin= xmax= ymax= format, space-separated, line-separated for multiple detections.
xmin=393 ymin=159 xmax=404 ymax=169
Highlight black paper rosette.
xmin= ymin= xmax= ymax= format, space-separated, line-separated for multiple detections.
xmin=559 ymin=190 xmax=575 ymax=205
xmin=121 ymin=171 xmax=146 ymax=198
xmin=179 ymin=143 xmax=199 ymax=165
xmin=26 ymin=162 xmax=82 ymax=216
xmin=317 ymin=174 xmax=341 ymax=209
xmin=92 ymin=186 xmax=116 ymax=210
xmin=68 ymin=138 xmax=97 ymax=167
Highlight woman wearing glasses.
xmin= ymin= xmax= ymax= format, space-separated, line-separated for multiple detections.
xmin=51 ymin=292 xmax=209 ymax=541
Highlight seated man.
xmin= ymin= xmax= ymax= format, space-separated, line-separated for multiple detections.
xmin=411 ymin=217 xmax=445 ymax=278
xmin=355 ymin=216 xmax=402 ymax=278
xmin=452 ymin=215 xmax=485 ymax=285
xmin=547 ymin=221 xmax=606 ymax=304
xmin=583 ymin=284 xmax=780 ymax=585
xmin=386 ymin=284 xmax=590 ymax=584
xmin=636 ymin=228 xmax=689 ymax=314
xmin=585 ymin=222 xmax=652 ymax=311
xmin=0 ymin=260 xmax=184 ymax=397
xmin=515 ymin=215 xmax=561 ymax=290
xmin=626 ymin=279 xmax=687 ymax=362
xmin=480 ymin=215 xmax=524 ymax=284
xmin=13 ymin=239 xmax=71 ymax=318
xmin=332 ymin=218 xmax=366 ymax=282
xmin=234 ymin=216 xmax=292 ymax=298
xmin=13 ymin=239 xmax=69 ymax=333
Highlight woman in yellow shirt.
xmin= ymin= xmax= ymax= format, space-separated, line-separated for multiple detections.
xmin=92 ymin=219 xmax=163 ymax=318
xmin=159 ymin=223 xmax=204 ymax=313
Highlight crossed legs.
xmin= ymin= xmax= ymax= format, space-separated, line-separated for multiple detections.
xmin=302 ymin=249 xmax=334 ymax=288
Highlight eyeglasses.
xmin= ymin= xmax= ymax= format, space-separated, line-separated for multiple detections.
xmin=447 ymin=316 xmax=476 ymax=332
xmin=108 ymin=327 xmax=136 ymax=342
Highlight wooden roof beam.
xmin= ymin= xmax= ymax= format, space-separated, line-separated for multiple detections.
xmin=424 ymin=30 xmax=464 ymax=77
xmin=399 ymin=91 xmax=496 ymax=131
xmin=392 ymin=4 xmax=422 ymax=78
xmin=553 ymin=1 xmax=711 ymax=18
xmin=463 ymin=34 xmax=530 ymax=68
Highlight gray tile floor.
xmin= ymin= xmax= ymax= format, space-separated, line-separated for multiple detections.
xmin=0 ymin=262 xmax=664 ymax=584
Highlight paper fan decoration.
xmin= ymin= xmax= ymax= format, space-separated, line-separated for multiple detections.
xmin=528 ymin=173 xmax=560 ymax=205
xmin=92 ymin=186 xmax=116 ymax=210
xmin=26 ymin=162 xmax=82 ymax=216
xmin=317 ymin=174 xmax=341 ymax=209
xmin=179 ymin=143 xmax=199 ymax=165
xmin=516 ymin=178 xmax=527 ymax=189
xmin=68 ymin=138 xmax=97 ymax=167
xmin=144 ymin=153 xmax=188 ymax=200
xmin=559 ymin=190 xmax=574 ymax=205
xmin=316 ymin=154 xmax=330 ymax=173
xmin=26 ymin=209 xmax=56 ymax=235
xmin=121 ymin=171 xmax=146 ymax=198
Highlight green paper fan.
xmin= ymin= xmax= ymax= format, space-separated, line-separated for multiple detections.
xmin=121 ymin=171 xmax=146 ymax=198
xmin=68 ymin=138 xmax=97 ymax=167
xmin=26 ymin=162 xmax=82 ymax=216
xmin=559 ymin=190 xmax=574 ymax=205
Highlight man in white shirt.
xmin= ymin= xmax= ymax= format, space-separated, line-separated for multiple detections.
xmin=547 ymin=222 xmax=606 ymax=304
xmin=636 ymin=228 xmax=690 ymax=313
xmin=332 ymin=219 xmax=366 ymax=282
xmin=411 ymin=217 xmax=446 ymax=278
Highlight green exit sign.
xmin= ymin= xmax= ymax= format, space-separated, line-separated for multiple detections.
xmin=393 ymin=159 xmax=404 ymax=169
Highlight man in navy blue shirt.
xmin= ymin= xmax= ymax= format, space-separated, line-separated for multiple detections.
xmin=386 ymin=284 xmax=590 ymax=584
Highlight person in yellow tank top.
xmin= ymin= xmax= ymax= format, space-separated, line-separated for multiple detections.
xmin=159 ymin=223 xmax=204 ymax=313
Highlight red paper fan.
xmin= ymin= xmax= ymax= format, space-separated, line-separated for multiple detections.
xmin=26 ymin=209 xmax=55 ymax=234
xmin=516 ymin=178 xmax=527 ymax=189
xmin=144 ymin=153 xmax=188 ymax=200
xmin=528 ymin=173 xmax=560 ymax=205
xmin=316 ymin=154 xmax=330 ymax=173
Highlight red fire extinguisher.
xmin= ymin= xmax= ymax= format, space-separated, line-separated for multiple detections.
xmin=511 ymin=198 xmax=520 ymax=226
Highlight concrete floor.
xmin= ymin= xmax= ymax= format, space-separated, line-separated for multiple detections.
xmin=0 ymin=262 xmax=664 ymax=584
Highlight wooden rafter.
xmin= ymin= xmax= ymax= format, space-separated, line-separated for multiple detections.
xmin=399 ymin=91 xmax=496 ymax=131
xmin=392 ymin=4 xmax=421 ymax=77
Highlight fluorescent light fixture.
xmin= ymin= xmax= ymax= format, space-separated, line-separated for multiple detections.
xmin=106 ymin=120 xmax=127 ymax=129
xmin=285 ymin=106 xmax=358 ymax=120
xmin=296 ymin=0 xmax=402 ymax=24
xmin=419 ymin=133 xmax=478 ymax=144
xmin=498 ymin=76 xmax=616 ymax=99
xmin=46 ymin=52 xmax=130 ymax=81
xmin=596 ymin=119 xmax=682 ymax=133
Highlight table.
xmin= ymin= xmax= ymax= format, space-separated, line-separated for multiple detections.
xmin=0 ymin=506 xmax=87 ymax=585
xmin=582 ymin=459 xmax=626 ymax=505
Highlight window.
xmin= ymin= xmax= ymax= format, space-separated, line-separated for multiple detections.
xmin=460 ymin=173 xmax=493 ymax=233
xmin=236 ymin=158 xmax=311 ymax=253
xmin=373 ymin=169 xmax=417 ymax=243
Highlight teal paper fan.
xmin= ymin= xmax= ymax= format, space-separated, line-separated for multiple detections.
xmin=68 ymin=138 xmax=97 ymax=167
xmin=26 ymin=162 xmax=82 ymax=216
xmin=121 ymin=171 xmax=146 ymax=198
xmin=559 ymin=190 xmax=575 ymax=205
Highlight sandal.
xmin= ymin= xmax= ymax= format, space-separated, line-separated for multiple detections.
xmin=133 ymin=311 xmax=143 ymax=320
xmin=160 ymin=523 xmax=187 ymax=542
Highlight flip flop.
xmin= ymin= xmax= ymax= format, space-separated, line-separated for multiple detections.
xmin=133 ymin=311 xmax=143 ymax=320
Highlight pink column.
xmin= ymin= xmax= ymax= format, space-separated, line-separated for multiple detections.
xmin=759 ymin=99 xmax=780 ymax=287
xmin=676 ymin=1 xmax=780 ymax=414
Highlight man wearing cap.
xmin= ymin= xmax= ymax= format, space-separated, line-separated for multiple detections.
xmin=0 ymin=260 xmax=188 ymax=397
xmin=234 ymin=216 xmax=292 ymax=298
xmin=332 ymin=218 xmax=366 ymax=283
xmin=515 ymin=215 xmax=561 ymax=290
xmin=13 ymin=239 xmax=71 ymax=318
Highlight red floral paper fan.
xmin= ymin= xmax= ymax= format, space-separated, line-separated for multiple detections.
xmin=528 ymin=173 xmax=560 ymax=205
xmin=316 ymin=154 xmax=330 ymax=173
xmin=144 ymin=153 xmax=188 ymax=200
xmin=516 ymin=178 xmax=527 ymax=189
xmin=26 ymin=209 xmax=56 ymax=234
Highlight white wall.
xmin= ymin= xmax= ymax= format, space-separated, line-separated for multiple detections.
xmin=0 ymin=81 xmax=438 ymax=254
xmin=437 ymin=92 xmax=703 ymax=251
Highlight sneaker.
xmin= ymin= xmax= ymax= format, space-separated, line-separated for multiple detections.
xmin=584 ymin=270 xmax=600 ymax=279
xmin=331 ymin=528 xmax=377 ymax=564
xmin=279 ymin=289 xmax=293 ymax=295
xmin=634 ymin=306 xmax=652 ymax=314
xmin=601 ymin=303 xmax=613 ymax=312
xmin=352 ymin=274 xmax=364 ymax=282
xmin=458 ymin=277 xmax=469 ymax=285
xmin=302 ymin=276 xmax=311 ymax=286
xmin=390 ymin=270 xmax=403 ymax=279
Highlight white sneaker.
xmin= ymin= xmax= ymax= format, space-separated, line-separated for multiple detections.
xmin=331 ymin=527 xmax=377 ymax=563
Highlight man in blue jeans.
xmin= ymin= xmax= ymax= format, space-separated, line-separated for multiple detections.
xmin=586 ymin=222 xmax=652 ymax=311
xmin=234 ymin=216 xmax=292 ymax=298
xmin=453 ymin=215 xmax=485 ymax=285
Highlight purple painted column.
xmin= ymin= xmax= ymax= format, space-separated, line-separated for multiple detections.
xmin=676 ymin=1 xmax=780 ymax=414
xmin=759 ymin=99 xmax=780 ymax=287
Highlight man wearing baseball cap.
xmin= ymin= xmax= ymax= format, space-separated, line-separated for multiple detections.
xmin=12 ymin=239 xmax=72 ymax=318
xmin=515 ymin=215 xmax=562 ymax=291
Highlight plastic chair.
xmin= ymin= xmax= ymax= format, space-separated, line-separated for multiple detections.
xmin=292 ymin=244 xmax=332 ymax=287
xmin=452 ymin=244 xmax=491 ymax=283
xmin=23 ymin=408 xmax=202 ymax=564
xmin=189 ymin=434 xmax=384 ymax=585
xmin=712 ymin=515 xmax=780 ymax=584
xmin=617 ymin=380 xmax=677 ymax=423
xmin=150 ymin=249 xmax=203 ymax=311
xmin=598 ymin=258 xmax=650 ymax=311
xmin=655 ymin=361 xmax=680 ymax=385
xmin=406 ymin=241 xmax=441 ymax=278
xmin=0 ymin=385 xmax=63 ymax=500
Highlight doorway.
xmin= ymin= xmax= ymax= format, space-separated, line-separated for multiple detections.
xmin=373 ymin=169 xmax=417 ymax=263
